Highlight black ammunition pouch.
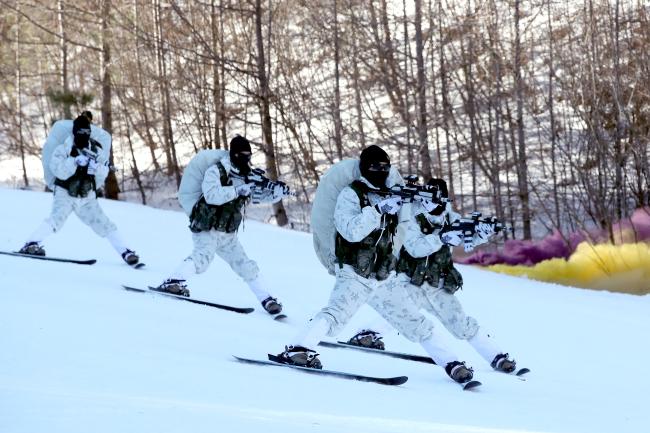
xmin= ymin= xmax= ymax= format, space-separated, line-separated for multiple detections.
xmin=396 ymin=245 xmax=463 ymax=293
xmin=189 ymin=195 xmax=247 ymax=234
xmin=334 ymin=181 xmax=397 ymax=281
xmin=54 ymin=145 xmax=100 ymax=198
xmin=188 ymin=161 xmax=247 ymax=234
xmin=396 ymin=211 xmax=463 ymax=293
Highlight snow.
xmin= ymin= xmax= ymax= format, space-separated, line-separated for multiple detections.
xmin=1 ymin=187 xmax=648 ymax=433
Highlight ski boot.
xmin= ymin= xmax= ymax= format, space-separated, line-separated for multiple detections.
xmin=347 ymin=330 xmax=385 ymax=350
xmin=445 ymin=361 xmax=474 ymax=384
xmin=155 ymin=279 xmax=190 ymax=297
xmin=261 ymin=296 xmax=283 ymax=315
xmin=276 ymin=345 xmax=322 ymax=369
xmin=491 ymin=353 xmax=517 ymax=373
xmin=18 ymin=242 xmax=45 ymax=256
xmin=121 ymin=249 xmax=140 ymax=266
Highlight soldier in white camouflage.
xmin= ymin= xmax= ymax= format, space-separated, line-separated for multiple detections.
xmin=154 ymin=136 xmax=287 ymax=315
xmin=19 ymin=114 xmax=141 ymax=267
xmin=276 ymin=146 xmax=477 ymax=384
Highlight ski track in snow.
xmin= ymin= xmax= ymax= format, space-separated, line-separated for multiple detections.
xmin=0 ymin=187 xmax=647 ymax=433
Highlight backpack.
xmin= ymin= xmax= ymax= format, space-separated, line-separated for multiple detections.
xmin=311 ymin=158 xmax=404 ymax=275
xmin=177 ymin=149 xmax=229 ymax=216
xmin=43 ymin=120 xmax=112 ymax=190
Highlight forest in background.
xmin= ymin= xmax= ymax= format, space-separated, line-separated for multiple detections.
xmin=0 ymin=0 xmax=648 ymax=241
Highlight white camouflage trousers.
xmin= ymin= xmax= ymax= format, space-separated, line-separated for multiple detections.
xmin=46 ymin=186 xmax=117 ymax=237
xmin=314 ymin=265 xmax=435 ymax=343
xmin=190 ymin=230 xmax=260 ymax=281
xmin=399 ymin=274 xmax=480 ymax=340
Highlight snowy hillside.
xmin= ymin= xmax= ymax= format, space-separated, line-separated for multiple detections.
xmin=1 ymin=187 xmax=648 ymax=433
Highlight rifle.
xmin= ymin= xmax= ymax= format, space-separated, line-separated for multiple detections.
xmin=247 ymin=168 xmax=295 ymax=199
xmin=445 ymin=211 xmax=511 ymax=252
xmin=377 ymin=175 xmax=453 ymax=205
xmin=80 ymin=146 xmax=117 ymax=172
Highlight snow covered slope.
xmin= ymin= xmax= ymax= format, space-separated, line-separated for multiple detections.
xmin=1 ymin=187 xmax=648 ymax=433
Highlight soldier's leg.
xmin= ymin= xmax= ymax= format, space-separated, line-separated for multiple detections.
xmin=20 ymin=187 xmax=75 ymax=254
xmin=369 ymin=275 xmax=463 ymax=369
xmin=291 ymin=265 xmax=377 ymax=350
xmin=74 ymin=193 xmax=118 ymax=238
xmin=211 ymin=232 xmax=276 ymax=303
xmin=416 ymin=282 xmax=509 ymax=365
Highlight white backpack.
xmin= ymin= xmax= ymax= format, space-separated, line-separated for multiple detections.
xmin=311 ymin=159 xmax=404 ymax=275
xmin=42 ymin=120 xmax=112 ymax=190
xmin=177 ymin=149 xmax=229 ymax=216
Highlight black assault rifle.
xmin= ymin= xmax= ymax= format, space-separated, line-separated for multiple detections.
xmin=377 ymin=175 xmax=453 ymax=205
xmin=444 ymin=211 xmax=511 ymax=251
xmin=247 ymin=168 xmax=295 ymax=198
xmin=80 ymin=146 xmax=117 ymax=172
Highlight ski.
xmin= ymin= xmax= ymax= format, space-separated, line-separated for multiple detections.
xmin=0 ymin=251 xmax=96 ymax=265
xmin=273 ymin=314 xmax=288 ymax=321
xmin=516 ymin=367 xmax=530 ymax=376
xmin=122 ymin=285 xmax=255 ymax=314
xmin=233 ymin=355 xmax=408 ymax=386
xmin=318 ymin=341 xmax=437 ymax=364
xmin=462 ymin=380 xmax=482 ymax=391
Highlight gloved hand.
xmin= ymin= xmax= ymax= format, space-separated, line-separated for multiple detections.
xmin=75 ymin=154 xmax=89 ymax=167
xmin=374 ymin=196 xmax=402 ymax=215
xmin=440 ymin=230 xmax=463 ymax=247
xmin=87 ymin=159 xmax=98 ymax=175
xmin=235 ymin=183 xmax=254 ymax=197
xmin=475 ymin=222 xmax=495 ymax=243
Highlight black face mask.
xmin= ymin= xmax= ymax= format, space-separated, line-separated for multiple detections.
xmin=73 ymin=128 xmax=91 ymax=149
xmin=362 ymin=162 xmax=390 ymax=188
xmin=231 ymin=152 xmax=251 ymax=175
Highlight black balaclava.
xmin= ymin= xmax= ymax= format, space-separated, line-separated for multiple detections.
xmin=426 ymin=178 xmax=449 ymax=216
xmin=359 ymin=145 xmax=391 ymax=188
xmin=229 ymin=135 xmax=252 ymax=175
xmin=72 ymin=115 xmax=91 ymax=149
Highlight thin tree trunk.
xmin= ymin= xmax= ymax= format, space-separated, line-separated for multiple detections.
xmin=58 ymin=0 xmax=70 ymax=118
xmin=514 ymin=0 xmax=532 ymax=239
xmin=101 ymin=0 xmax=119 ymax=199
xmin=333 ymin=0 xmax=343 ymax=160
xmin=415 ymin=0 xmax=431 ymax=180
xmin=254 ymin=0 xmax=288 ymax=226
xmin=547 ymin=0 xmax=561 ymax=229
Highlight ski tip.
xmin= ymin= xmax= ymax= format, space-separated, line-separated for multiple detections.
xmin=273 ymin=314 xmax=288 ymax=321
xmin=133 ymin=262 xmax=146 ymax=269
xmin=391 ymin=376 xmax=409 ymax=386
xmin=463 ymin=380 xmax=482 ymax=391
xmin=516 ymin=368 xmax=530 ymax=376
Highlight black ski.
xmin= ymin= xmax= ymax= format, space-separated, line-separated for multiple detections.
xmin=516 ymin=368 xmax=530 ymax=376
xmin=462 ymin=380 xmax=482 ymax=391
xmin=0 ymin=251 xmax=96 ymax=265
xmin=233 ymin=355 xmax=408 ymax=386
xmin=273 ymin=314 xmax=288 ymax=321
xmin=122 ymin=285 xmax=255 ymax=314
xmin=318 ymin=341 xmax=437 ymax=364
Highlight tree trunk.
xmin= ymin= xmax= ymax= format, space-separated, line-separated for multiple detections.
xmin=514 ymin=0 xmax=532 ymax=239
xmin=15 ymin=4 xmax=28 ymax=187
xmin=101 ymin=0 xmax=119 ymax=200
xmin=333 ymin=0 xmax=343 ymax=160
xmin=254 ymin=0 xmax=288 ymax=226
xmin=57 ymin=0 xmax=71 ymax=119
xmin=414 ymin=0 xmax=431 ymax=180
